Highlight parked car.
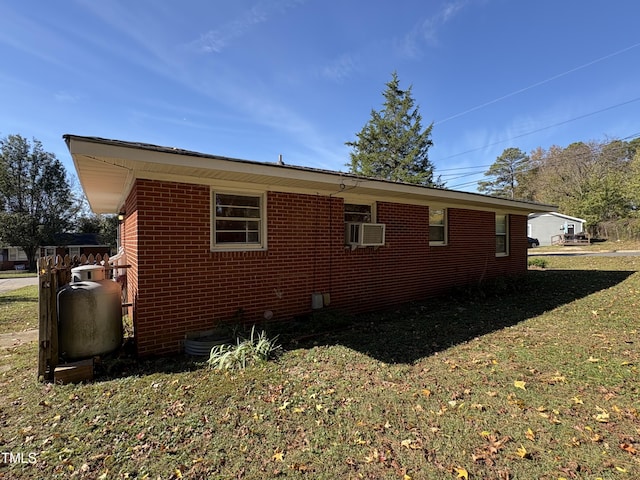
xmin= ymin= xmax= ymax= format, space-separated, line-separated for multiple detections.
xmin=527 ymin=236 xmax=540 ymax=248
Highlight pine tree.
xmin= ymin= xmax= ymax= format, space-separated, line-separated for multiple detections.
xmin=346 ymin=72 xmax=439 ymax=186
xmin=478 ymin=147 xmax=529 ymax=199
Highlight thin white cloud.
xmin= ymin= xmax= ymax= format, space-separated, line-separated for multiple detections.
xmin=0 ymin=4 xmax=77 ymax=70
xmin=62 ymin=0 xmax=338 ymax=169
xmin=399 ymin=0 xmax=469 ymax=57
xmin=320 ymin=53 xmax=358 ymax=82
xmin=422 ymin=0 xmax=468 ymax=43
xmin=191 ymin=0 xmax=306 ymax=54
xmin=55 ymin=91 xmax=82 ymax=103
xmin=441 ymin=1 xmax=467 ymax=22
xmin=435 ymin=99 xmax=589 ymax=186
xmin=194 ymin=6 xmax=268 ymax=53
xmin=71 ymin=0 xmax=186 ymax=75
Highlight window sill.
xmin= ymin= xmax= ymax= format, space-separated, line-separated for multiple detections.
xmin=211 ymin=245 xmax=267 ymax=253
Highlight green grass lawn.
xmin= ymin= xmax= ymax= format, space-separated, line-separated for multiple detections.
xmin=0 ymin=271 xmax=37 ymax=279
xmin=0 ymin=256 xmax=638 ymax=479
xmin=0 ymin=285 xmax=39 ymax=334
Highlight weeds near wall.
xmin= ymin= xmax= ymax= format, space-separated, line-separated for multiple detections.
xmin=207 ymin=326 xmax=281 ymax=370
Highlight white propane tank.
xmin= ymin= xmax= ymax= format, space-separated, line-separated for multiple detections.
xmin=57 ymin=265 xmax=122 ymax=360
xmin=71 ymin=264 xmax=106 ymax=282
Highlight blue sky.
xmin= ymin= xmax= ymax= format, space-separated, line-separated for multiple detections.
xmin=1 ymin=0 xmax=639 ymax=194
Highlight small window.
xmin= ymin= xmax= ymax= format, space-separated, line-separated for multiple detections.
xmin=212 ymin=192 xmax=265 ymax=250
xmin=44 ymin=247 xmax=56 ymax=257
xmin=344 ymin=204 xmax=373 ymax=223
xmin=496 ymin=214 xmax=508 ymax=256
xmin=429 ymin=208 xmax=447 ymax=245
xmin=69 ymin=247 xmax=81 ymax=258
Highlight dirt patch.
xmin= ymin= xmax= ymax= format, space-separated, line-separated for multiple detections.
xmin=0 ymin=329 xmax=38 ymax=349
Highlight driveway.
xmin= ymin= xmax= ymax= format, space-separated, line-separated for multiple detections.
xmin=529 ymin=250 xmax=640 ymax=257
xmin=0 ymin=276 xmax=38 ymax=294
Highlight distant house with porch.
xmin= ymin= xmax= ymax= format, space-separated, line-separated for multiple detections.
xmin=527 ymin=212 xmax=586 ymax=246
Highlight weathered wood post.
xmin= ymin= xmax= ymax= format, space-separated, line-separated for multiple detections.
xmin=37 ymin=257 xmax=48 ymax=380
xmin=37 ymin=256 xmax=58 ymax=381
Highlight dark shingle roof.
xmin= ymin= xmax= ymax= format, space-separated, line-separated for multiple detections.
xmin=52 ymin=233 xmax=107 ymax=246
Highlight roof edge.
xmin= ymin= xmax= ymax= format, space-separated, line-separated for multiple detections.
xmin=529 ymin=212 xmax=586 ymax=222
xmin=63 ymin=134 xmax=558 ymax=212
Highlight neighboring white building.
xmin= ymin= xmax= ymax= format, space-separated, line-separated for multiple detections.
xmin=528 ymin=212 xmax=586 ymax=246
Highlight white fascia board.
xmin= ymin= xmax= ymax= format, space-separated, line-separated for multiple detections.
xmin=65 ymin=135 xmax=557 ymax=216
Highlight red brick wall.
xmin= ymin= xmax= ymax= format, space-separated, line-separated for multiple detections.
xmin=426 ymin=209 xmax=527 ymax=295
xmin=124 ymin=179 xmax=528 ymax=356
xmin=122 ymin=185 xmax=139 ymax=328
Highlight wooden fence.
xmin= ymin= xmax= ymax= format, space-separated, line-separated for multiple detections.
xmin=37 ymin=253 xmax=112 ymax=382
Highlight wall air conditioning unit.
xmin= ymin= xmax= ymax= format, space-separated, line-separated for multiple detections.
xmin=345 ymin=222 xmax=386 ymax=249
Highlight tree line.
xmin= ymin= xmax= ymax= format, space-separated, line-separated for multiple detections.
xmin=0 ymin=134 xmax=117 ymax=270
xmin=479 ymin=138 xmax=640 ymax=238
xmin=347 ymin=72 xmax=640 ymax=240
xmin=3 ymin=74 xmax=637 ymax=271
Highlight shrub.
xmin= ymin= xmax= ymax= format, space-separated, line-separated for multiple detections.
xmin=528 ymin=257 xmax=548 ymax=269
xmin=207 ymin=326 xmax=281 ymax=370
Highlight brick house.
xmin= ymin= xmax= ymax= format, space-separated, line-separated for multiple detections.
xmin=40 ymin=233 xmax=111 ymax=259
xmin=0 ymin=247 xmax=30 ymax=271
xmin=65 ymin=135 xmax=554 ymax=356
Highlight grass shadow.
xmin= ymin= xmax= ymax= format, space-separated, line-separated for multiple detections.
xmin=95 ymin=268 xmax=634 ymax=379
xmin=0 ymin=295 xmax=38 ymax=304
xmin=95 ymin=352 xmax=206 ymax=380
xmin=281 ymin=269 xmax=635 ymax=364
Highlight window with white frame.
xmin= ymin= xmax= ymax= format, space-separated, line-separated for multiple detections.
xmin=429 ymin=208 xmax=447 ymax=245
xmin=344 ymin=203 xmax=373 ymax=223
xmin=8 ymin=247 xmax=27 ymax=261
xmin=69 ymin=246 xmax=81 ymax=258
xmin=496 ymin=214 xmax=508 ymax=256
xmin=212 ymin=192 xmax=265 ymax=249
